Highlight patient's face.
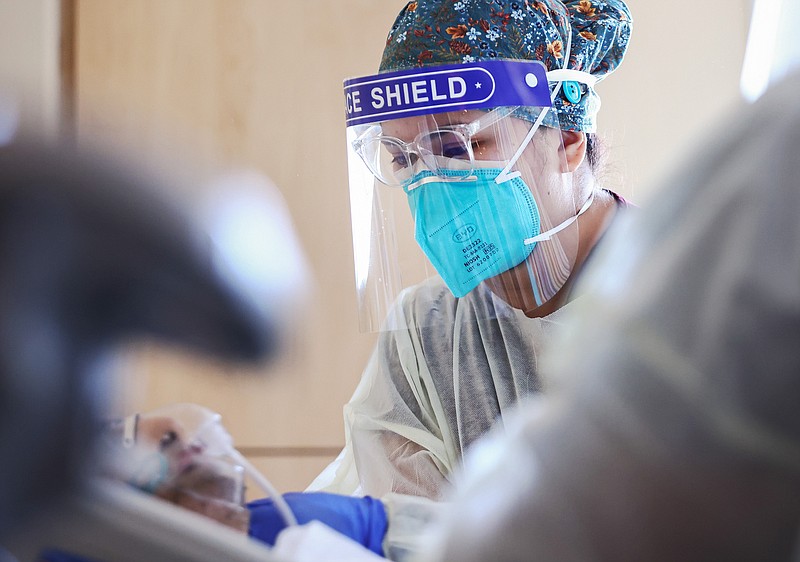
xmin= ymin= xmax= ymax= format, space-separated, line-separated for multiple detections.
xmin=111 ymin=413 xmax=250 ymax=533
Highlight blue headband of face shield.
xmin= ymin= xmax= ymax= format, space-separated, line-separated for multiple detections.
xmin=344 ymin=59 xmax=552 ymax=127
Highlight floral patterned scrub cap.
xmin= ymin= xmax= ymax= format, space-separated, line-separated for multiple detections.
xmin=380 ymin=0 xmax=632 ymax=132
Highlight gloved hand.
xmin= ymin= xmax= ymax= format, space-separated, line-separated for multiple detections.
xmin=248 ymin=492 xmax=388 ymax=556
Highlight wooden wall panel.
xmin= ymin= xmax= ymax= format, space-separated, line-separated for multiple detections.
xmin=75 ymin=1 xmax=402 ymax=490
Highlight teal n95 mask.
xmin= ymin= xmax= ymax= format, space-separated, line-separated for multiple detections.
xmin=404 ymin=157 xmax=594 ymax=299
xmin=405 ymin=164 xmax=538 ymax=298
xmin=344 ymin=59 xmax=592 ymax=331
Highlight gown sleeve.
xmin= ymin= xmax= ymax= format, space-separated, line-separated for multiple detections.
xmin=307 ymin=280 xmax=459 ymax=500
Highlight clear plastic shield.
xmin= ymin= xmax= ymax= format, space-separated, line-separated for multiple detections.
xmin=345 ymin=60 xmax=587 ymax=332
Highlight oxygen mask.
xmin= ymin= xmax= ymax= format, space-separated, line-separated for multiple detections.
xmin=103 ymin=403 xmax=297 ymax=532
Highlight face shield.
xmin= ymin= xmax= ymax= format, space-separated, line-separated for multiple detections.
xmin=104 ymin=403 xmax=297 ymax=531
xmin=345 ymin=60 xmax=591 ymax=331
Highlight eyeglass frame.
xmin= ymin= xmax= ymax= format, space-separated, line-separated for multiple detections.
xmin=351 ymin=106 xmax=519 ymax=187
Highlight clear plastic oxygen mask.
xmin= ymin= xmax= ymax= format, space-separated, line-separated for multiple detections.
xmin=113 ymin=403 xmax=298 ymax=528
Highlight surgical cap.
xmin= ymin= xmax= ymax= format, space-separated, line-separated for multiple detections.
xmin=380 ymin=0 xmax=633 ymax=132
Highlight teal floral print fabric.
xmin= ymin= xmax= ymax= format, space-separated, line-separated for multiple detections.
xmin=379 ymin=0 xmax=632 ymax=132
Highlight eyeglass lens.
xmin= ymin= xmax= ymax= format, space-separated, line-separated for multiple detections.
xmin=360 ymin=129 xmax=473 ymax=186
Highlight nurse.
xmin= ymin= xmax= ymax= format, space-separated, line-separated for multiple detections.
xmin=310 ymin=0 xmax=634 ymax=499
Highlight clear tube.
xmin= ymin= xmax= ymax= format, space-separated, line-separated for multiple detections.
xmin=229 ymin=449 xmax=298 ymax=527
xmin=149 ymin=403 xmax=299 ymax=529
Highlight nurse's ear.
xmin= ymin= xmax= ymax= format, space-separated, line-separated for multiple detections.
xmin=559 ymin=130 xmax=587 ymax=172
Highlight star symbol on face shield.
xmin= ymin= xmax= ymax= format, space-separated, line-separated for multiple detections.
xmin=475 ymin=81 xmax=482 ymax=89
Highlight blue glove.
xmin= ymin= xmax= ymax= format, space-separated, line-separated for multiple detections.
xmin=248 ymin=492 xmax=388 ymax=556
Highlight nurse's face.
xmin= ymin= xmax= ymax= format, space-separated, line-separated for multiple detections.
xmin=383 ymin=110 xmax=580 ymax=311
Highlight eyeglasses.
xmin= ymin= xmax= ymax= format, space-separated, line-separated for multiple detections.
xmin=352 ymin=106 xmax=516 ymax=187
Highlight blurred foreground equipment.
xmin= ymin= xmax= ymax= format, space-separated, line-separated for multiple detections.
xmin=0 ymin=135 xmax=288 ymax=561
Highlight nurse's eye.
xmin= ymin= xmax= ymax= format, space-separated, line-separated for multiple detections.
xmin=390 ymin=151 xmax=418 ymax=169
xmin=159 ymin=430 xmax=179 ymax=450
xmin=441 ymin=142 xmax=470 ymax=159
xmin=391 ymin=152 xmax=409 ymax=167
xmin=424 ymin=130 xmax=470 ymax=160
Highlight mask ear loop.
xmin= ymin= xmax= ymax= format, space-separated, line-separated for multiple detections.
xmin=494 ymin=27 xmax=573 ymax=184
xmin=522 ymin=190 xmax=595 ymax=306
xmin=500 ymin=25 xmax=595 ymax=306
xmin=495 ymin=23 xmax=598 ymax=185
xmin=493 ymin=106 xmax=551 ymax=184
xmin=490 ymin=21 xmax=598 ymax=244
xmin=523 ymin=190 xmax=595 ymax=245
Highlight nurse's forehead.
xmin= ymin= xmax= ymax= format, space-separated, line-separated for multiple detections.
xmin=380 ymin=110 xmax=487 ymax=137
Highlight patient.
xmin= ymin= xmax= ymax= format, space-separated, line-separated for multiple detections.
xmin=40 ymin=405 xmax=253 ymax=561
xmin=102 ymin=405 xmax=251 ymax=534
xmin=41 ymin=403 xmax=388 ymax=561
